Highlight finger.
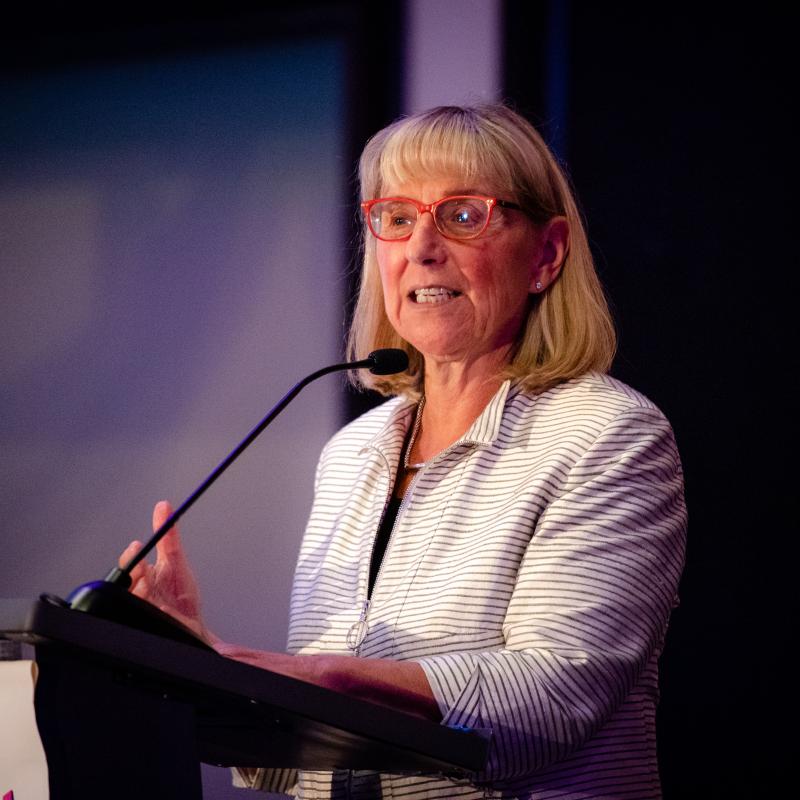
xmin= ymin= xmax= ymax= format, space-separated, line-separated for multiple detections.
xmin=119 ymin=539 xmax=145 ymax=581
xmin=120 ymin=540 xmax=155 ymax=591
xmin=129 ymin=561 xmax=149 ymax=588
xmin=130 ymin=566 xmax=153 ymax=599
xmin=152 ymin=500 xmax=186 ymax=562
xmin=126 ymin=543 xmax=150 ymax=588
xmin=152 ymin=500 xmax=175 ymax=534
xmin=119 ymin=539 xmax=142 ymax=567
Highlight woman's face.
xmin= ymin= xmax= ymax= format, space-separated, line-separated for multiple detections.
xmin=375 ymin=175 xmax=560 ymax=370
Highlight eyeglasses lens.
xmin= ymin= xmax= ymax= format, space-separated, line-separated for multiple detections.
xmin=436 ymin=198 xmax=490 ymax=238
xmin=370 ymin=200 xmax=415 ymax=240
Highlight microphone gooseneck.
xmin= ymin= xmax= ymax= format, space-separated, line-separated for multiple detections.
xmin=64 ymin=349 xmax=409 ymax=645
xmin=110 ymin=348 xmax=408 ymax=584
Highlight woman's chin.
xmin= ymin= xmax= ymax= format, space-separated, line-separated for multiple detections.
xmin=396 ymin=316 xmax=473 ymax=360
xmin=404 ymin=335 xmax=470 ymax=363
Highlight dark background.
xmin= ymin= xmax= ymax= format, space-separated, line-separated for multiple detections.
xmin=508 ymin=3 xmax=793 ymax=795
xmin=2 ymin=2 xmax=793 ymax=796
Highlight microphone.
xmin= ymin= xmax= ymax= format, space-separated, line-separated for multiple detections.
xmin=56 ymin=349 xmax=408 ymax=647
xmin=364 ymin=348 xmax=409 ymax=375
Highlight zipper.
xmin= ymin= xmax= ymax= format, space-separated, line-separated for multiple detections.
xmin=345 ymin=449 xmax=423 ymax=656
xmin=345 ymin=454 xmax=393 ymax=655
xmin=345 ymin=598 xmax=371 ymax=652
xmin=345 ymin=439 xmax=478 ymax=656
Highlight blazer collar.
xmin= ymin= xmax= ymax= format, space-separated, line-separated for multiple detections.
xmin=360 ymin=379 xmax=513 ymax=462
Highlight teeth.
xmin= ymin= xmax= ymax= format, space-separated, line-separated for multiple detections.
xmin=414 ymin=287 xmax=459 ymax=304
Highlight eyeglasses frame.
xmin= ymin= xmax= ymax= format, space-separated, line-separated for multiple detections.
xmin=360 ymin=194 xmax=525 ymax=242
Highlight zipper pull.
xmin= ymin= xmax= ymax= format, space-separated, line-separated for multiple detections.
xmin=346 ymin=599 xmax=370 ymax=652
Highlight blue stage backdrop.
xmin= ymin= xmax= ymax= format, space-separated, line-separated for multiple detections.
xmin=1 ymin=38 xmax=346 ymax=797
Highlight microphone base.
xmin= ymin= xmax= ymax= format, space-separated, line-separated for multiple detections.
xmin=62 ymin=581 xmax=213 ymax=650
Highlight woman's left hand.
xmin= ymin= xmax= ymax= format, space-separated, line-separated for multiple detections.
xmin=119 ymin=500 xmax=214 ymax=645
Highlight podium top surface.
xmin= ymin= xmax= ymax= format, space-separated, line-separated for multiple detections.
xmin=1 ymin=597 xmax=488 ymax=775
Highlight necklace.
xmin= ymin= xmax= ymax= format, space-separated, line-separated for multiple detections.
xmin=403 ymin=396 xmax=426 ymax=470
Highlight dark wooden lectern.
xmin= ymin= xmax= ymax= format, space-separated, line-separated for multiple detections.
xmin=1 ymin=598 xmax=488 ymax=799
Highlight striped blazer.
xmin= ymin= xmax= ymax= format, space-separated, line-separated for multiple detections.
xmin=238 ymin=373 xmax=687 ymax=799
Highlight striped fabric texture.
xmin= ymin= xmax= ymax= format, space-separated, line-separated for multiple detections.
xmin=236 ymin=373 xmax=687 ymax=799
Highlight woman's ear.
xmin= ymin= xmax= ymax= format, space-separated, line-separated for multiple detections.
xmin=529 ymin=216 xmax=569 ymax=293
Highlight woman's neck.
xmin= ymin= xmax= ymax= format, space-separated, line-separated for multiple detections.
xmin=410 ymin=353 xmax=507 ymax=464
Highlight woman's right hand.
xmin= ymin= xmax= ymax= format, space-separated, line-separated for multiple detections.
xmin=119 ymin=500 xmax=214 ymax=645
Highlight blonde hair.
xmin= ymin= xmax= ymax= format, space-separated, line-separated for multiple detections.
xmin=347 ymin=104 xmax=616 ymax=397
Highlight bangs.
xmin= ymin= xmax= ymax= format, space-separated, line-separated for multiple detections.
xmin=367 ymin=109 xmax=519 ymax=199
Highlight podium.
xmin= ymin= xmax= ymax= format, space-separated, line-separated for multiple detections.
xmin=1 ymin=598 xmax=488 ymax=799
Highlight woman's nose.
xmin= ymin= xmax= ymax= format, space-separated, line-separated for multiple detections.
xmin=405 ymin=212 xmax=447 ymax=265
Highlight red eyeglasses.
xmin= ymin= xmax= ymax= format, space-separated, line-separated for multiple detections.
xmin=361 ymin=195 xmax=524 ymax=241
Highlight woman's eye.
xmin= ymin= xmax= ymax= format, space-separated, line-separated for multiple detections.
xmin=448 ymin=202 xmax=483 ymax=228
xmin=382 ymin=204 xmax=415 ymax=228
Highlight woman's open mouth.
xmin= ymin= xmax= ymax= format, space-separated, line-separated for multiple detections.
xmin=411 ymin=287 xmax=462 ymax=304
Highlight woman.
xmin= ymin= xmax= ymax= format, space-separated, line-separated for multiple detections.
xmin=123 ymin=104 xmax=686 ymax=799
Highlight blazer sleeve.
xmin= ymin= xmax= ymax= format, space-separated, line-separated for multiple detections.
xmin=416 ymin=404 xmax=687 ymax=781
xmin=232 ymin=767 xmax=298 ymax=795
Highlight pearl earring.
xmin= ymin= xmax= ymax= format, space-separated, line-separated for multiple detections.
xmin=535 ymin=281 xmax=543 ymax=290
